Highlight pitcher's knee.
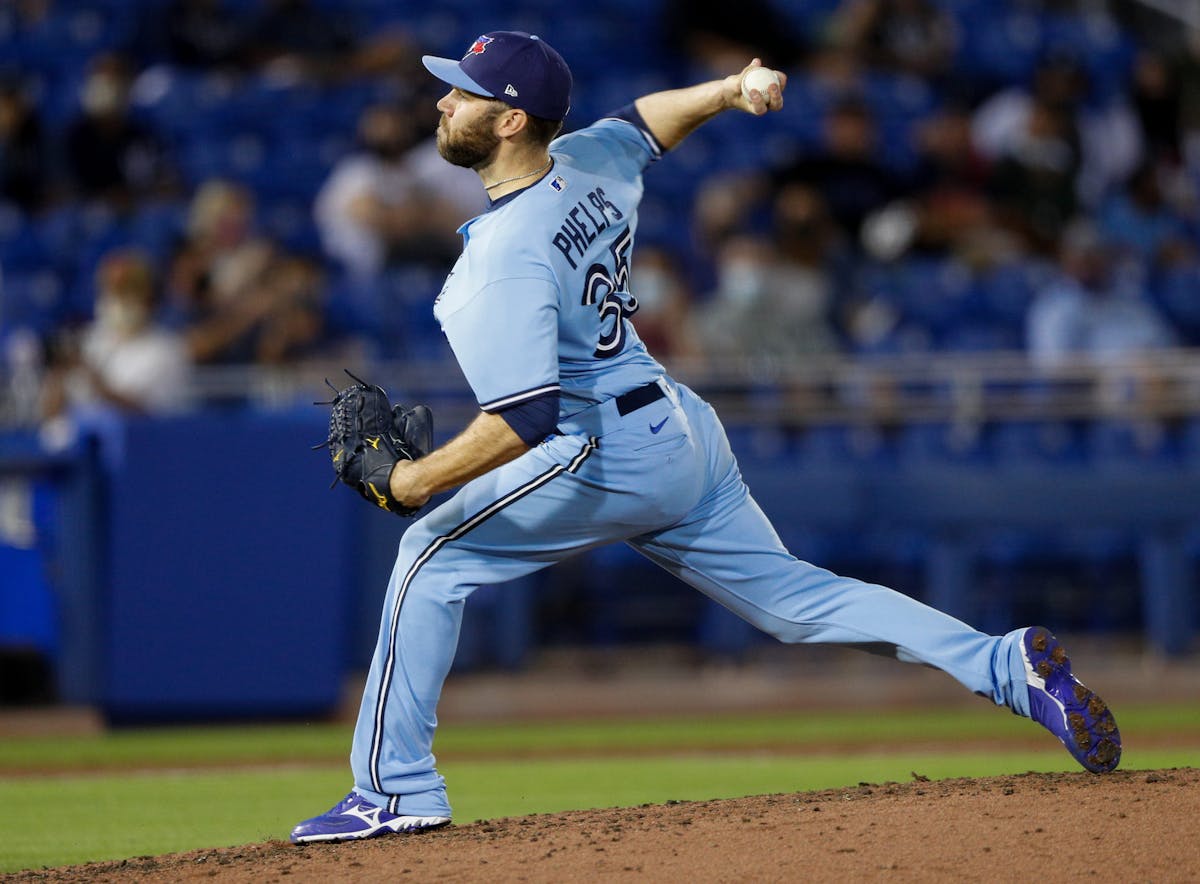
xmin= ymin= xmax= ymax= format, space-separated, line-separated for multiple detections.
xmin=396 ymin=518 xmax=439 ymax=569
xmin=390 ymin=522 xmax=468 ymax=612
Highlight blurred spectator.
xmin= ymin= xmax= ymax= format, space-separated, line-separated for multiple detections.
xmin=243 ymin=0 xmax=414 ymax=86
xmin=314 ymin=104 xmax=483 ymax=280
xmin=661 ymin=0 xmax=808 ymax=76
xmin=1172 ymin=31 xmax=1200 ymax=161
xmin=249 ymin=254 xmax=327 ymax=365
xmin=972 ymin=51 xmax=1142 ymax=220
xmin=1096 ymin=162 xmax=1194 ymax=268
xmin=882 ymin=106 xmax=1018 ymax=266
xmin=166 ymin=179 xmax=326 ymax=364
xmin=695 ymin=236 xmax=774 ymax=361
xmin=40 ymin=249 xmax=191 ymax=430
xmin=160 ymin=0 xmax=251 ymax=70
xmin=805 ymin=44 xmax=870 ymax=104
xmin=974 ymin=70 xmax=1082 ymax=253
xmin=692 ymin=170 xmax=772 ymax=252
xmin=0 ymin=81 xmax=48 ymax=214
xmin=831 ymin=0 xmax=958 ymax=81
xmin=694 ymin=95 xmax=903 ymax=257
xmin=694 ymin=211 xmax=841 ymax=364
xmin=839 ymin=289 xmax=904 ymax=355
xmin=772 ymin=184 xmax=845 ymax=353
xmin=64 ymin=54 xmax=176 ymax=210
xmin=777 ymin=97 xmax=907 ymax=243
xmin=1026 ymin=220 xmax=1176 ymax=368
xmin=244 ymin=0 xmax=355 ymax=82
xmin=627 ymin=245 xmax=699 ymax=362
xmin=1130 ymin=49 xmax=1183 ymax=166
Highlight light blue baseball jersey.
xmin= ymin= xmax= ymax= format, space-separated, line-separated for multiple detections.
xmin=433 ymin=115 xmax=664 ymax=418
xmin=345 ymin=110 xmax=1037 ymax=821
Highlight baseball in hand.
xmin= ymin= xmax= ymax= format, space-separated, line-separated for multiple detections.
xmin=741 ymin=67 xmax=780 ymax=103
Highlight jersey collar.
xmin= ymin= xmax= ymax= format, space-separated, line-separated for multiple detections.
xmin=484 ymin=158 xmax=556 ymax=212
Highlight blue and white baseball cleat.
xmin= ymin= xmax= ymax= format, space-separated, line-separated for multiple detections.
xmin=1021 ymin=626 xmax=1121 ymax=773
xmin=290 ymin=792 xmax=450 ymax=844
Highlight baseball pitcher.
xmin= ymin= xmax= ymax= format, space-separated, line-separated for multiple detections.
xmin=294 ymin=30 xmax=1120 ymax=843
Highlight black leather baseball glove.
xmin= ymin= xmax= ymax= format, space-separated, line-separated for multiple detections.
xmin=316 ymin=372 xmax=433 ymax=517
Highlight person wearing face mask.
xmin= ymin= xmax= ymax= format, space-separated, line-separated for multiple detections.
xmin=696 ymin=229 xmax=840 ymax=364
xmin=41 ymin=250 xmax=191 ymax=436
xmin=1026 ymin=219 xmax=1176 ymax=369
xmin=624 ymin=245 xmax=700 ymax=362
xmin=64 ymin=54 xmax=174 ymax=209
xmin=314 ymin=103 xmax=486 ymax=280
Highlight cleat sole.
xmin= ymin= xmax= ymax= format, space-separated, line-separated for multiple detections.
xmin=1023 ymin=628 xmax=1122 ymax=774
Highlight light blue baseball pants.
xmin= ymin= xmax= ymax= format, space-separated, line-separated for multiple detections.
xmin=349 ymin=378 xmax=1031 ymax=817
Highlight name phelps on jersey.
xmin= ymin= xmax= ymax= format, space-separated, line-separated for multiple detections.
xmin=551 ymin=187 xmax=624 ymax=270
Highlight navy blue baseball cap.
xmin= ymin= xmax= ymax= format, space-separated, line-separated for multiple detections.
xmin=422 ymin=31 xmax=572 ymax=121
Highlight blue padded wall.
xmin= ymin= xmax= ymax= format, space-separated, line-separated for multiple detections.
xmin=102 ymin=411 xmax=354 ymax=721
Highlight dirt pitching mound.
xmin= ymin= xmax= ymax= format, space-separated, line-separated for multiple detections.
xmin=11 ymin=768 xmax=1199 ymax=882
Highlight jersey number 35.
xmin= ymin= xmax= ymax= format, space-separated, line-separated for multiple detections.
xmin=581 ymin=225 xmax=638 ymax=359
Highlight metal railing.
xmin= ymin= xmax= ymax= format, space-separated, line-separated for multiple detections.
xmin=6 ymin=348 xmax=1200 ymax=431
xmin=190 ymin=349 xmax=1200 ymax=427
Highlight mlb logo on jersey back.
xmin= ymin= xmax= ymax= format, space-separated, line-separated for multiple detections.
xmin=466 ymin=35 xmax=493 ymax=56
xmin=549 ymin=175 xmax=568 ymax=192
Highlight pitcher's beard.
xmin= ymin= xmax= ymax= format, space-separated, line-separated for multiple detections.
xmin=437 ymin=116 xmax=501 ymax=170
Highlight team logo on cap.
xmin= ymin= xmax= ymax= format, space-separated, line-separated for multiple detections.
xmin=466 ymin=35 xmax=493 ymax=56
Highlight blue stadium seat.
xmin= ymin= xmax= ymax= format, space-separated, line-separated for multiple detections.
xmin=887 ymin=256 xmax=974 ymax=334
xmin=0 ymin=208 xmax=50 ymax=272
xmin=1 ymin=268 xmax=68 ymax=335
xmin=864 ymin=73 xmax=938 ymax=172
xmin=57 ymin=207 xmax=137 ymax=317
xmin=135 ymin=69 xmax=241 ymax=145
xmin=1040 ymin=12 xmax=1136 ymax=101
xmin=261 ymin=198 xmax=322 ymax=257
xmin=127 ymin=199 xmax=187 ymax=259
xmin=403 ymin=10 xmax=465 ymax=55
xmin=864 ymin=72 xmax=937 ymax=121
xmin=954 ymin=6 xmax=1043 ymax=87
xmin=794 ymin=423 xmax=896 ymax=467
xmin=239 ymin=137 xmax=332 ymax=203
xmin=1153 ymin=263 xmax=1200 ymax=341
xmin=1179 ymin=417 xmax=1200 ymax=466
xmin=179 ymin=138 xmax=230 ymax=187
xmin=936 ymin=322 xmax=1023 ymax=352
xmin=975 ymin=258 xmax=1052 ymax=327
xmin=634 ymin=192 xmax=694 ymax=258
xmin=36 ymin=68 xmax=90 ymax=130
xmin=323 ymin=273 xmax=380 ymax=341
xmin=31 ymin=205 xmax=84 ymax=267
xmin=989 ymin=420 xmax=1086 ymax=466
xmin=325 ymin=265 xmax=447 ymax=359
xmin=11 ymin=6 xmax=128 ymax=76
xmin=895 ymin=421 xmax=990 ymax=466
xmin=725 ymin=424 xmax=795 ymax=464
xmin=1086 ymin=418 xmax=1179 ymax=466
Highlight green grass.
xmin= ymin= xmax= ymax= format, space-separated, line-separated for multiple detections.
xmin=1 ymin=705 xmax=1197 ymax=873
xmin=4 ymin=704 xmax=1199 ymax=772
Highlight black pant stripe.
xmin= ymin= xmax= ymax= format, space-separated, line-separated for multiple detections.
xmin=368 ymin=436 xmax=598 ymax=795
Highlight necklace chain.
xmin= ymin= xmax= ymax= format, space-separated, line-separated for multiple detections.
xmin=484 ymin=159 xmax=552 ymax=191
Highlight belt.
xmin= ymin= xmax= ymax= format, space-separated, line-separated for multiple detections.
xmin=556 ymin=380 xmax=669 ymax=438
xmin=614 ymin=382 xmax=666 ymax=416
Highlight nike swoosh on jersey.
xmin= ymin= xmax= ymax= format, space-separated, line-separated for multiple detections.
xmin=649 ymin=417 xmax=668 ymax=434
